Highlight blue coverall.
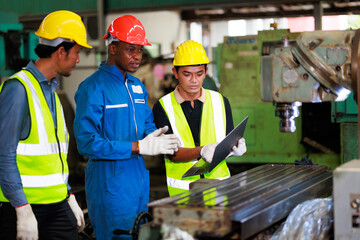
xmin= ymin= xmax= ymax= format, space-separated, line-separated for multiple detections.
xmin=74 ymin=62 xmax=156 ymax=239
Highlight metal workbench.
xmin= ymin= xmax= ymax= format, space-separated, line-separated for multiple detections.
xmin=145 ymin=164 xmax=332 ymax=239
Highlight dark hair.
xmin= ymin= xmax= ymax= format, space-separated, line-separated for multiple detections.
xmin=174 ymin=64 xmax=207 ymax=72
xmin=35 ymin=41 xmax=77 ymax=58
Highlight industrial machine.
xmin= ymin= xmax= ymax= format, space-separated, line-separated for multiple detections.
xmin=260 ymin=30 xmax=353 ymax=131
xmin=259 ymin=29 xmax=360 ymax=239
xmin=218 ymin=29 xmax=342 ymax=169
xmin=259 ymin=29 xmax=359 ymax=164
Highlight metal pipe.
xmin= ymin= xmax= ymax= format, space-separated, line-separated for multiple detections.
xmin=314 ymin=1 xmax=323 ymax=30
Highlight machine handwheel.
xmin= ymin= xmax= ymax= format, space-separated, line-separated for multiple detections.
xmin=131 ymin=211 xmax=153 ymax=240
xmin=113 ymin=211 xmax=153 ymax=240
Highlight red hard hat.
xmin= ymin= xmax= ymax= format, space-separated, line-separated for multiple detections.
xmin=103 ymin=15 xmax=151 ymax=46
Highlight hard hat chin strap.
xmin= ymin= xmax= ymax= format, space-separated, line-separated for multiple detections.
xmin=105 ymin=34 xmax=120 ymax=46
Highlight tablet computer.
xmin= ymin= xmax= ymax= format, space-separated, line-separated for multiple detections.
xmin=182 ymin=116 xmax=248 ymax=178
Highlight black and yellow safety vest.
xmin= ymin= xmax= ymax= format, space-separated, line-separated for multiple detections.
xmin=159 ymin=89 xmax=230 ymax=196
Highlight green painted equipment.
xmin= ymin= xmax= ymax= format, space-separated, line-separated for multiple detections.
xmin=332 ymin=93 xmax=359 ymax=163
xmin=0 ymin=23 xmax=38 ymax=81
xmin=218 ymin=29 xmax=341 ymax=169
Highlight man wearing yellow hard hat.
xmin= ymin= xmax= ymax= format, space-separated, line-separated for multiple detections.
xmin=0 ymin=10 xmax=92 ymax=239
xmin=152 ymin=40 xmax=247 ymax=197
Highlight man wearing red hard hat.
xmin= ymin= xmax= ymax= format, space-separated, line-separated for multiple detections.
xmin=74 ymin=15 xmax=179 ymax=239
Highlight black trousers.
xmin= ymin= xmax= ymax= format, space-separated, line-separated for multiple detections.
xmin=0 ymin=200 xmax=78 ymax=240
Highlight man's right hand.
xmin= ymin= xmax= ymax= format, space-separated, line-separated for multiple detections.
xmin=15 ymin=204 xmax=38 ymax=240
xmin=139 ymin=126 xmax=180 ymax=155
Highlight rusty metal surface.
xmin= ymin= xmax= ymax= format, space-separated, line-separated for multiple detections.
xmin=351 ymin=28 xmax=360 ymax=103
xmin=292 ymin=30 xmax=353 ymax=97
xmin=148 ymin=164 xmax=332 ymax=239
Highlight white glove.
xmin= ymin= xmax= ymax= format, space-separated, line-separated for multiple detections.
xmin=227 ymin=138 xmax=247 ymax=158
xmin=15 ymin=204 xmax=38 ymax=240
xmin=68 ymin=194 xmax=85 ymax=232
xmin=200 ymin=142 xmax=218 ymax=163
xmin=139 ymin=126 xmax=179 ymax=155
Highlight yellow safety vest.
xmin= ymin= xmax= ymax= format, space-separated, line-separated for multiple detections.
xmin=0 ymin=70 xmax=69 ymax=204
xmin=159 ymin=89 xmax=231 ymax=196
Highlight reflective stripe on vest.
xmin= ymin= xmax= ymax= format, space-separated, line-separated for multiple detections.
xmin=21 ymin=173 xmax=69 ymax=188
xmin=160 ymin=89 xmax=230 ymax=196
xmin=166 ymin=175 xmax=230 ymax=191
xmin=0 ymin=70 xmax=69 ymax=204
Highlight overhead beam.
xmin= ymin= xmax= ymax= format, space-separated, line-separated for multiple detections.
xmin=17 ymin=1 xmax=360 ymax=27
xmin=180 ymin=4 xmax=360 ymax=22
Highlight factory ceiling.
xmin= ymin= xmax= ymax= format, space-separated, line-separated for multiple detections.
xmin=18 ymin=0 xmax=360 ymax=30
xmin=179 ymin=1 xmax=360 ymax=21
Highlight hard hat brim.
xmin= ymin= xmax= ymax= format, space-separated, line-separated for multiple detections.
xmin=79 ymin=42 xmax=93 ymax=49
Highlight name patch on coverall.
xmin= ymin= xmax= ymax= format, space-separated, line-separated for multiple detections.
xmin=135 ymin=99 xmax=145 ymax=104
xmin=132 ymin=85 xmax=143 ymax=94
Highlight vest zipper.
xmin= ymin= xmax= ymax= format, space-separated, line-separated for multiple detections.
xmin=55 ymin=128 xmax=64 ymax=174
xmin=53 ymin=93 xmax=64 ymax=174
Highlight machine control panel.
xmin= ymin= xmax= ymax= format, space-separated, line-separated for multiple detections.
xmin=351 ymin=194 xmax=360 ymax=229
xmin=334 ymin=159 xmax=360 ymax=239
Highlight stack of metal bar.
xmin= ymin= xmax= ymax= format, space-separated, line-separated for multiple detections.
xmin=148 ymin=164 xmax=332 ymax=239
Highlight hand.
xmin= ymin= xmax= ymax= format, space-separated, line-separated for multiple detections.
xmin=139 ymin=126 xmax=179 ymax=155
xmin=15 ymin=204 xmax=38 ymax=240
xmin=227 ymin=138 xmax=247 ymax=158
xmin=67 ymin=194 xmax=85 ymax=232
xmin=200 ymin=142 xmax=218 ymax=163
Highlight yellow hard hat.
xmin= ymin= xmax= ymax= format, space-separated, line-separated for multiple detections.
xmin=35 ymin=10 xmax=92 ymax=49
xmin=173 ymin=40 xmax=209 ymax=66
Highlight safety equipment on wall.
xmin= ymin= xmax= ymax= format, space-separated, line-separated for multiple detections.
xmin=15 ymin=204 xmax=38 ymax=240
xmin=200 ymin=142 xmax=218 ymax=163
xmin=103 ymin=15 xmax=151 ymax=46
xmin=173 ymin=40 xmax=210 ymax=66
xmin=35 ymin=10 xmax=93 ymax=49
xmin=139 ymin=126 xmax=179 ymax=155
xmin=227 ymin=138 xmax=247 ymax=158
xmin=67 ymin=194 xmax=85 ymax=232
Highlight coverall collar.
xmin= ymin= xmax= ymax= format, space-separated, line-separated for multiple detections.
xmin=173 ymin=85 xmax=206 ymax=104
xmin=100 ymin=61 xmax=135 ymax=83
